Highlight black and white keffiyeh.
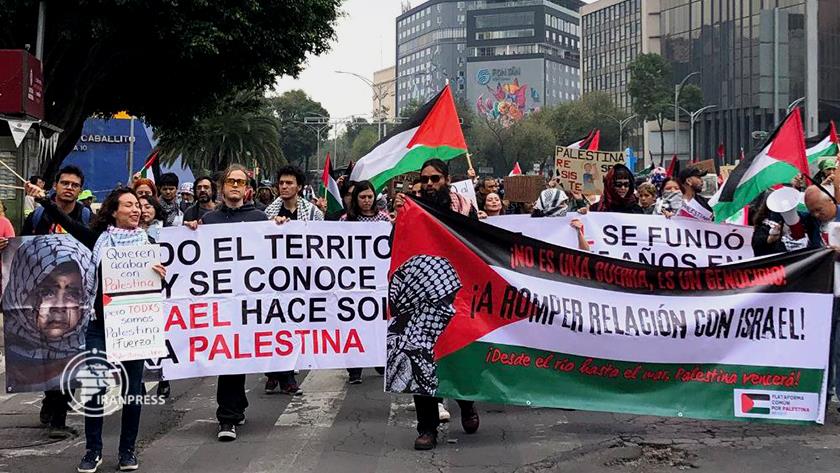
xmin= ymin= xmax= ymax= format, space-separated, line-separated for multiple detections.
xmin=386 ymin=255 xmax=462 ymax=396
xmin=1 ymin=236 xmax=94 ymax=360
xmin=533 ymin=189 xmax=569 ymax=217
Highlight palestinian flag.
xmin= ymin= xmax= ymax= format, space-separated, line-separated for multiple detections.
xmin=723 ymin=206 xmax=750 ymax=226
xmin=322 ymin=153 xmax=343 ymax=215
xmin=386 ymin=198 xmax=832 ymax=424
xmin=806 ymin=121 xmax=839 ymax=176
xmin=139 ymin=149 xmax=158 ymax=183
xmin=711 ymin=109 xmax=808 ymax=223
xmin=567 ymin=129 xmax=600 ymax=150
xmin=509 ymin=162 xmax=522 ymax=176
xmin=740 ymin=393 xmax=771 ymax=415
xmin=350 ymin=84 xmax=466 ymax=191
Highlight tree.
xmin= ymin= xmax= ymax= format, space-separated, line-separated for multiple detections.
xmin=399 ymin=99 xmax=423 ymax=120
xmin=538 ymin=92 xmax=631 ymax=151
xmin=0 ymin=0 xmax=341 ymax=180
xmin=349 ymin=127 xmax=379 ymax=161
xmin=156 ymin=91 xmax=283 ymax=175
xmin=264 ymin=90 xmax=330 ymax=168
xmin=628 ymin=53 xmax=674 ymax=163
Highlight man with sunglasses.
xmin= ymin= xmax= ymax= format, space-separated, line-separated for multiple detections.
xmin=17 ymin=165 xmax=90 ymax=440
xmin=186 ymin=164 xmax=267 ymax=442
xmin=394 ymin=159 xmax=480 ymax=450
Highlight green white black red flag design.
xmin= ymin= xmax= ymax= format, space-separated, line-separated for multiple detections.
xmin=386 ymin=198 xmax=834 ymax=424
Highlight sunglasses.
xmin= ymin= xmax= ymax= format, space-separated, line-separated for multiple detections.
xmin=224 ymin=178 xmax=248 ymax=187
xmin=419 ymin=175 xmax=444 ymax=184
xmin=614 ymin=180 xmax=630 ymax=189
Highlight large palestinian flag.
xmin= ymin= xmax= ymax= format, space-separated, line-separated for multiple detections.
xmin=386 ymin=198 xmax=833 ymax=424
xmin=711 ymin=109 xmax=809 ymax=223
xmin=350 ymin=85 xmax=467 ymax=191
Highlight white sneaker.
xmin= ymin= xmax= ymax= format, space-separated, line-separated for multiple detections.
xmin=438 ymin=403 xmax=450 ymax=422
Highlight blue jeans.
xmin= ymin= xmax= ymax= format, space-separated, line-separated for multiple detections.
xmin=84 ymin=324 xmax=146 ymax=454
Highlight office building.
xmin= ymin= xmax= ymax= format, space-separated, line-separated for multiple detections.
xmin=395 ymin=0 xmax=585 ymax=122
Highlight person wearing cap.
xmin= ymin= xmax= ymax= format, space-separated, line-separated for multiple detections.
xmin=817 ymin=157 xmax=837 ymax=186
xmin=255 ymin=180 xmax=275 ymax=211
xmin=678 ymin=166 xmax=713 ymax=213
xmin=179 ymin=183 xmax=194 ymax=212
xmin=78 ymin=190 xmax=95 ymax=209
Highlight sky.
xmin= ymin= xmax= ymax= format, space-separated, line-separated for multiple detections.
xmin=273 ymin=0 xmax=594 ymax=126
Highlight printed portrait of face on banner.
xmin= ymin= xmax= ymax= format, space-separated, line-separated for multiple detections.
xmin=1 ymin=236 xmax=94 ymax=393
xmin=386 ymin=255 xmax=462 ymax=396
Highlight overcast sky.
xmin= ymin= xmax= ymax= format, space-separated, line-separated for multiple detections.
xmin=273 ymin=0 xmax=594 ymax=124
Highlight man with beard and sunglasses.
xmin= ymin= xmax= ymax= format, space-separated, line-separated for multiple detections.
xmin=393 ymin=159 xmax=480 ymax=450
xmin=17 ymin=165 xmax=90 ymax=440
xmin=183 ymin=176 xmax=217 ymax=224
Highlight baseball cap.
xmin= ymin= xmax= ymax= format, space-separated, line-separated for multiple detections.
xmin=677 ymin=166 xmax=708 ymax=183
xmin=818 ymin=157 xmax=837 ymax=173
xmin=77 ymin=189 xmax=94 ymax=201
xmin=179 ymin=183 xmax=194 ymax=195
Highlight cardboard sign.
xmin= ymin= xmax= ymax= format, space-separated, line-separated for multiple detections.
xmin=503 ymin=175 xmax=544 ymax=203
xmin=554 ymin=146 xmax=625 ymax=194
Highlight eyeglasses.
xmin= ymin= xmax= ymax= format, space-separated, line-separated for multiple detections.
xmin=225 ymin=178 xmax=247 ymax=187
xmin=58 ymin=180 xmax=82 ymax=189
xmin=419 ymin=175 xmax=443 ymax=184
xmin=614 ymin=181 xmax=630 ymax=189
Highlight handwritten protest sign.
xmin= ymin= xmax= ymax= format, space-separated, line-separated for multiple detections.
xmin=101 ymin=244 xmax=167 ymax=362
xmin=555 ymin=146 xmax=625 ymax=194
xmin=157 ymin=221 xmax=391 ymax=380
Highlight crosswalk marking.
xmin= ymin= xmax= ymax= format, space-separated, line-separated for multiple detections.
xmin=274 ymin=369 xmax=347 ymax=427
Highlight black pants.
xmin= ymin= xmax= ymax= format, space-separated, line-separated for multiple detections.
xmin=216 ymin=374 xmax=248 ymax=424
xmin=85 ymin=325 xmax=145 ymax=454
xmin=43 ymin=390 xmax=71 ymax=427
xmin=265 ymin=371 xmax=296 ymax=385
xmin=347 ymin=368 xmax=362 ymax=378
xmin=414 ymin=395 xmax=474 ymax=435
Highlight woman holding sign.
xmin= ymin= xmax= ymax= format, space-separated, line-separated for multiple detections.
xmin=25 ymin=183 xmax=166 ymax=473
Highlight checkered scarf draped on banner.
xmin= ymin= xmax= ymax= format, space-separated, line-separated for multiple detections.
xmin=386 ymin=255 xmax=462 ymax=395
xmin=0 ymin=236 xmax=94 ymax=359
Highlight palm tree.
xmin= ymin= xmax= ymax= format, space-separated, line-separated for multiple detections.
xmin=157 ymin=90 xmax=285 ymax=176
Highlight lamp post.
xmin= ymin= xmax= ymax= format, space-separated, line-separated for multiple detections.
xmin=335 ymin=70 xmax=396 ymax=140
xmin=787 ymin=96 xmax=806 ymax=114
xmin=302 ymin=115 xmax=330 ymax=174
xmin=601 ymin=114 xmax=637 ymax=150
xmin=674 ymin=71 xmax=701 ymax=159
xmin=679 ymin=105 xmax=717 ymax=163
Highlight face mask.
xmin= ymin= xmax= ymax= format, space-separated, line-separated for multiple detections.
xmin=663 ymin=191 xmax=683 ymax=210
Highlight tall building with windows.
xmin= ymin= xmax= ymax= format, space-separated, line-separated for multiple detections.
xmin=581 ymin=0 xmax=661 ymax=113
xmin=395 ymin=0 xmax=585 ymax=121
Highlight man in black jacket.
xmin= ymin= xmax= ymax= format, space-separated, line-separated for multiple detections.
xmin=186 ymin=165 xmax=266 ymax=442
xmin=182 ymin=176 xmax=218 ymax=223
xmin=18 ymin=165 xmax=87 ymax=440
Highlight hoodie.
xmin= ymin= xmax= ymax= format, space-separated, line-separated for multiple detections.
xmin=201 ymin=202 xmax=267 ymax=224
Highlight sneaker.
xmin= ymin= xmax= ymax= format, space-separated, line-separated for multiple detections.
xmin=217 ymin=423 xmax=237 ymax=441
xmin=118 ymin=450 xmax=139 ymax=471
xmin=348 ymin=373 xmax=362 ymax=385
xmin=77 ymin=450 xmax=102 ymax=473
xmin=414 ymin=432 xmax=437 ymax=450
xmin=461 ymin=406 xmax=480 ymax=434
xmin=39 ymin=402 xmax=51 ymax=425
xmin=156 ymin=381 xmax=171 ymax=399
xmin=279 ymin=383 xmax=303 ymax=396
xmin=265 ymin=378 xmax=280 ymax=394
xmin=438 ymin=403 xmax=450 ymax=423
xmin=48 ymin=425 xmax=77 ymax=439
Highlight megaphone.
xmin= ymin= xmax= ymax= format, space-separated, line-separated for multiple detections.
xmin=766 ymin=186 xmax=802 ymax=226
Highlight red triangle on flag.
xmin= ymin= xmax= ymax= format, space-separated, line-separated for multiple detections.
xmin=830 ymin=120 xmax=838 ymax=144
xmin=587 ymin=129 xmax=600 ymax=151
xmin=509 ymin=162 xmax=522 ymax=176
xmin=741 ymin=393 xmax=755 ymax=413
xmin=322 ymin=152 xmax=332 ymax=188
xmin=407 ymin=84 xmax=467 ymax=150
xmin=767 ymin=108 xmax=809 ymax=176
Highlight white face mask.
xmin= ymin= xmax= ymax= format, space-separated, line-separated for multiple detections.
xmin=662 ymin=191 xmax=683 ymax=210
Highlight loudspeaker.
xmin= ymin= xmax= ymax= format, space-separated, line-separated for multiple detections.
xmin=766 ymin=187 xmax=802 ymax=226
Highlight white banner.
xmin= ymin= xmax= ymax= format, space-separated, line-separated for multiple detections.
xmin=157 ymin=221 xmax=391 ymax=380
xmin=489 ymin=213 xmax=754 ymax=268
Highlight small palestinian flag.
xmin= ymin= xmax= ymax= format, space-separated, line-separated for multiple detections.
xmin=350 ymin=84 xmax=466 ymax=191
xmin=806 ymin=121 xmax=839 ymax=176
xmin=567 ymin=129 xmax=600 ymax=151
xmin=139 ymin=149 xmax=158 ymax=183
xmin=508 ymin=162 xmax=522 ymax=176
xmin=740 ymin=393 xmax=771 ymax=415
xmin=711 ymin=109 xmax=808 ymax=222
xmin=322 ymin=153 xmax=343 ymax=215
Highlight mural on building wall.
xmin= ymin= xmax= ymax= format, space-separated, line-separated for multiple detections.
xmin=472 ymin=63 xmax=542 ymax=127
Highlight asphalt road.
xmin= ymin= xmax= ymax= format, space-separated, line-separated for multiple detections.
xmin=1 ymin=365 xmax=840 ymax=473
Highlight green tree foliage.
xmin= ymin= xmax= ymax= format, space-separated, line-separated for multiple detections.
xmin=264 ymin=90 xmax=330 ymax=168
xmin=537 ymin=91 xmax=632 ymax=151
xmin=349 ymin=127 xmax=379 ymax=161
xmin=0 ymin=0 xmax=341 ymax=180
xmin=156 ymin=91 xmax=282 ymax=176
xmin=678 ymin=84 xmax=704 ymax=114
xmin=628 ymin=53 xmax=674 ymax=162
